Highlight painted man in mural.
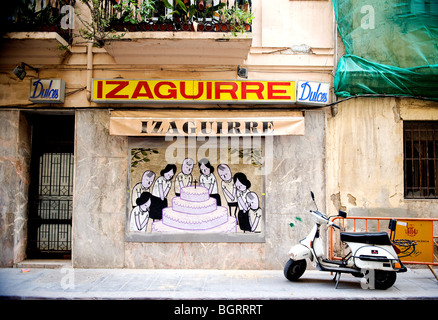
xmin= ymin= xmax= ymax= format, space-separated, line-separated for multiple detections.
xmin=174 ymin=158 xmax=194 ymax=196
xmin=131 ymin=170 xmax=155 ymax=208
xmin=217 ymin=164 xmax=238 ymax=220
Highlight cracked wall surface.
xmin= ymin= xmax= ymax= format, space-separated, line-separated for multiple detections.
xmin=327 ymin=97 xmax=438 ymax=224
xmin=0 ymin=111 xmax=31 ymax=267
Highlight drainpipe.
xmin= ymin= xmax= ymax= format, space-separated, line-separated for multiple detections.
xmin=331 ymin=7 xmax=338 ymax=117
xmin=86 ymin=42 xmax=93 ymax=101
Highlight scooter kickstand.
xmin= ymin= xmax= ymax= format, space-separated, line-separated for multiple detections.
xmin=333 ymin=272 xmax=341 ymax=289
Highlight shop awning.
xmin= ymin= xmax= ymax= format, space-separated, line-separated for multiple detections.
xmin=109 ymin=110 xmax=305 ymax=136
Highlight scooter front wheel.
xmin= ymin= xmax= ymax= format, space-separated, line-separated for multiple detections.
xmin=284 ymin=259 xmax=307 ymax=281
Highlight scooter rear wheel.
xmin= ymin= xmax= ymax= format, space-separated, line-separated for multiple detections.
xmin=284 ymin=259 xmax=307 ymax=281
xmin=374 ymin=270 xmax=397 ymax=290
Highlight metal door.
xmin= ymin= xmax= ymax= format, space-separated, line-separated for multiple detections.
xmin=27 ymin=115 xmax=74 ymax=259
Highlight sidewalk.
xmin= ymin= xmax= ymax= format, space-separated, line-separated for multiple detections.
xmin=0 ymin=265 xmax=437 ymax=300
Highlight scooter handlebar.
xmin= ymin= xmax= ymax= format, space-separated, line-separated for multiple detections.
xmin=310 ymin=210 xmax=342 ymax=229
xmin=329 ymin=221 xmax=341 ymax=230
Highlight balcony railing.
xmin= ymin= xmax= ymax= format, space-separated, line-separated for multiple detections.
xmin=106 ymin=0 xmax=253 ymax=33
xmin=1 ymin=0 xmax=75 ymax=44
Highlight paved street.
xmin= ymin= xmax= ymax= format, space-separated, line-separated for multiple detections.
xmin=0 ymin=266 xmax=437 ymax=300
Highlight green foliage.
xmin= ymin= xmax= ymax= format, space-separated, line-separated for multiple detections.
xmin=231 ymin=148 xmax=263 ymax=168
xmin=78 ymin=0 xmax=253 ymax=45
xmin=78 ymin=0 xmax=125 ymax=47
xmin=221 ymin=4 xmax=254 ymax=35
xmin=113 ymin=0 xmax=156 ymax=23
xmin=131 ymin=148 xmax=159 ymax=172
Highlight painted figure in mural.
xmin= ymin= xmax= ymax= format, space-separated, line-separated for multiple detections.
xmin=217 ymin=164 xmax=238 ymax=219
xmin=247 ymin=191 xmax=262 ymax=232
xmin=234 ymin=172 xmax=251 ymax=231
xmin=198 ymin=158 xmax=221 ymax=206
xmin=131 ymin=170 xmax=156 ymax=208
xmin=174 ymin=158 xmax=194 ymax=196
xmin=129 ymin=192 xmax=151 ymax=232
xmin=150 ymin=164 xmax=177 ymax=220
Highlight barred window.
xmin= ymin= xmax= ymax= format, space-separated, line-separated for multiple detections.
xmin=404 ymin=121 xmax=438 ymax=199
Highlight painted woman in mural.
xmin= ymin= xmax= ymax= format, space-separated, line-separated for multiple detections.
xmin=217 ymin=164 xmax=238 ymax=219
xmin=150 ymin=164 xmax=177 ymax=220
xmin=131 ymin=170 xmax=155 ymax=208
xmin=198 ymin=158 xmax=221 ymax=206
xmin=174 ymin=158 xmax=194 ymax=196
xmin=129 ymin=192 xmax=151 ymax=232
xmin=234 ymin=172 xmax=251 ymax=231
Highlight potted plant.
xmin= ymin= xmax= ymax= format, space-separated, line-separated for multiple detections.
xmin=137 ymin=0 xmax=157 ymax=30
xmin=223 ymin=4 xmax=254 ymax=35
xmin=158 ymin=0 xmax=189 ymax=30
xmin=234 ymin=5 xmax=254 ymax=33
xmin=197 ymin=1 xmax=226 ymax=31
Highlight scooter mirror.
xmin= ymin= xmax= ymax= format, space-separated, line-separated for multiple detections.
xmin=338 ymin=210 xmax=347 ymax=218
xmin=310 ymin=191 xmax=319 ymax=210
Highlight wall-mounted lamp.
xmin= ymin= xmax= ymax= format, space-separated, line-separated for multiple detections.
xmin=13 ymin=62 xmax=39 ymax=80
xmin=237 ymin=66 xmax=248 ymax=79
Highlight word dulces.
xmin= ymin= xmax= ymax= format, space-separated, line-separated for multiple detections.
xmin=29 ymin=79 xmax=65 ymax=103
xmin=298 ymin=81 xmax=328 ymax=103
xmin=93 ymin=80 xmax=296 ymax=103
xmin=31 ymin=80 xmax=60 ymax=100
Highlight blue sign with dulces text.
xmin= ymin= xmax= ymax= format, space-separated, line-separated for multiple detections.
xmin=297 ymin=81 xmax=330 ymax=105
xmin=29 ymin=79 xmax=65 ymax=103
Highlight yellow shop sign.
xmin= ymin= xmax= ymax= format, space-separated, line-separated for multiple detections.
xmin=92 ymin=79 xmax=296 ymax=104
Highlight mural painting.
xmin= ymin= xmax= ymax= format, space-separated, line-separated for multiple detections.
xmin=128 ymin=138 xmax=264 ymax=236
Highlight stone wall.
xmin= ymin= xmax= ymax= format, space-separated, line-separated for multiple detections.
xmin=72 ymin=109 xmax=327 ymax=269
xmin=72 ymin=110 xmax=128 ymax=268
xmin=0 ymin=111 xmax=31 ymax=267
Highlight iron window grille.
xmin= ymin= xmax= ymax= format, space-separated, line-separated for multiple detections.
xmin=403 ymin=121 xmax=438 ymax=199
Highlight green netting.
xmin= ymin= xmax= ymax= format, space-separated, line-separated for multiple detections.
xmin=332 ymin=0 xmax=438 ymax=100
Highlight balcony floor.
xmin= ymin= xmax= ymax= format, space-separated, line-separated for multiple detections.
xmin=103 ymin=31 xmax=253 ymax=65
xmin=0 ymin=32 xmax=70 ymax=66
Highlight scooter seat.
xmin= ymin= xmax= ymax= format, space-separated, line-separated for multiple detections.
xmin=340 ymin=232 xmax=392 ymax=246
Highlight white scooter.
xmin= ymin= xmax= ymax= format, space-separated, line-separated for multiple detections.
xmin=284 ymin=192 xmax=407 ymax=289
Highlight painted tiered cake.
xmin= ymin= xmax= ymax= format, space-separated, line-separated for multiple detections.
xmin=151 ymin=186 xmax=237 ymax=233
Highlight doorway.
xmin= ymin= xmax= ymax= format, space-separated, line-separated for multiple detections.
xmin=27 ymin=114 xmax=74 ymax=259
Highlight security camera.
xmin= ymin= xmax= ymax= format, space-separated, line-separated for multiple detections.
xmin=237 ymin=66 xmax=248 ymax=79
